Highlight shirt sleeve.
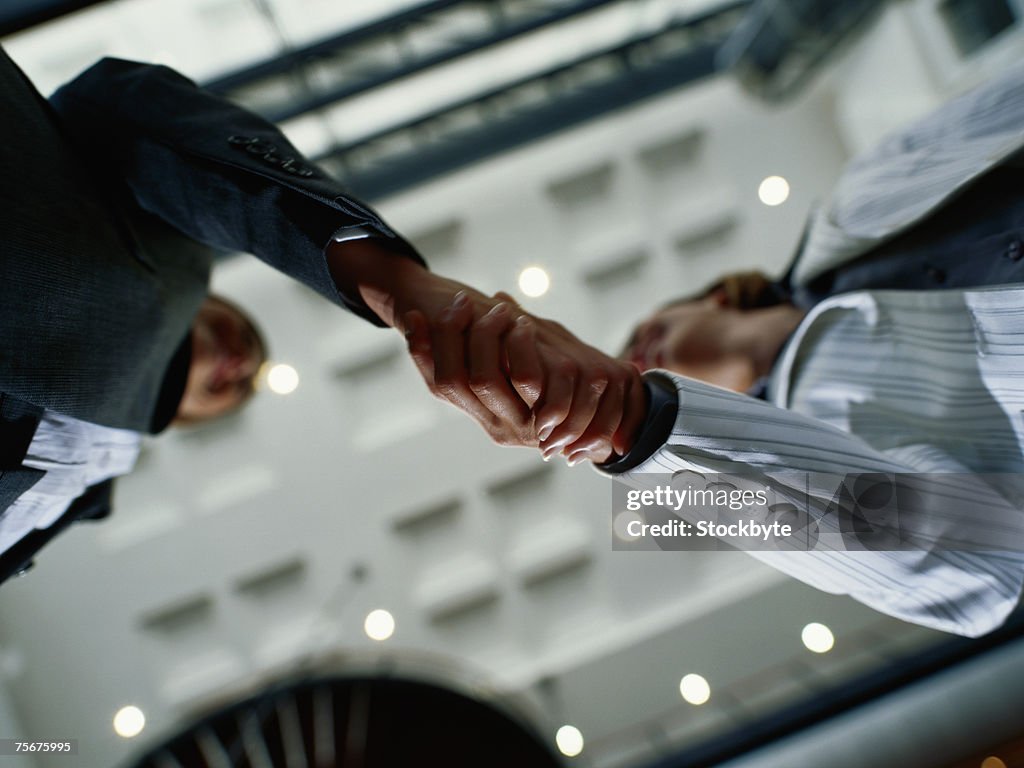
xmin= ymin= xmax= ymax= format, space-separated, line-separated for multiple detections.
xmin=600 ymin=371 xmax=1024 ymax=638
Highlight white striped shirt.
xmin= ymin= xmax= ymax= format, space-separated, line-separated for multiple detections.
xmin=0 ymin=412 xmax=140 ymax=555
xmin=620 ymin=63 xmax=1024 ymax=637
xmin=631 ymin=284 xmax=1024 ymax=637
xmin=795 ymin=58 xmax=1024 ymax=286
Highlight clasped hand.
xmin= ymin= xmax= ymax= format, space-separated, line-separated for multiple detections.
xmin=402 ymin=290 xmax=647 ymax=465
xmin=326 ymin=239 xmax=646 ymax=465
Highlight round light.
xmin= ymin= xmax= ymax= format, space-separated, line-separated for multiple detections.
xmin=555 ymin=725 xmax=584 ymax=757
xmin=518 ymin=266 xmax=550 ymax=298
xmin=801 ymin=622 xmax=835 ymax=654
xmin=113 ymin=706 xmax=146 ymax=738
xmin=758 ymin=175 xmax=790 ymax=206
xmin=981 ymin=757 xmax=1008 ymax=768
xmin=266 ymin=363 xmax=300 ymax=395
xmin=679 ymin=673 xmax=711 ymax=705
xmin=364 ymin=609 xmax=395 ymax=641
xmin=613 ymin=511 xmax=643 ymax=541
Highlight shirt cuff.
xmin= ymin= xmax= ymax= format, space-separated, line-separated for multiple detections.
xmin=596 ymin=373 xmax=678 ymax=474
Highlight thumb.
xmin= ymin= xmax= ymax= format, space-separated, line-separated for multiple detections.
xmin=403 ymin=310 xmax=435 ymax=383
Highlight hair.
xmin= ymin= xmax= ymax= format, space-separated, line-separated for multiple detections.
xmin=704 ymin=270 xmax=787 ymax=309
xmin=618 ymin=270 xmax=786 ymax=358
xmin=666 ymin=270 xmax=786 ymax=312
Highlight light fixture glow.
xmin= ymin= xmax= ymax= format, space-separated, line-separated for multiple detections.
xmin=758 ymin=175 xmax=790 ymax=206
xmin=679 ymin=673 xmax=711 ymax=705
xmin=364 ymin=609 xmax=395 ymax=641
xmin=801 ymin=622 xmax=835 ymax=653
xmin=113 ymin=706 xmax=146 ymax=738
xmin=518 ymin=266 xmax=551 ymax=298
xmin=266 ymin=363 xmax=300 ymax=395
xmin=613 ymin=511 xmax=643 ymax=541
xmin=981 ymin=757 xmax=1008 ymax=768
xmin=555 ymin=725 xmax=584 ymax=757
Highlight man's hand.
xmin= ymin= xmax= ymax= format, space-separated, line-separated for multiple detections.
xmin=326 ymin=238 xmax=539 ymax=435
xmin=326 ymin=238 xmax=647 ymax=463
xmin=404 ymin=292 xmax=648 ymax=465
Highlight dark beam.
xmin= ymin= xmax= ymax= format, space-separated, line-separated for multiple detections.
xmin=206 ymin=0 xmax=624 ymax=124
xmin=333 ymin=44 xmax=723 ymax=201
xmin=314 ymin=1 xmax=752 ymax=200
xmin=0 ymin=0 xmax=112 ymax=37
xmin=204 ymin=0 xmax=465 ymax=92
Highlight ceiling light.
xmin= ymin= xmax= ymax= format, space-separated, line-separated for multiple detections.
xmin=613 ymin=511 xmax=643 ymax=541
xmin=555 ymin=725 xmax=584 ymax=757
xmin=981 ymin=757 xmax=1007 ymax=768
xmin=364 ymin=609 xmax=395 ymax=641
xmin=679 ymin=673 xmax=711 ymax=705
xmin=758 ymin=175 xmax=790 ymax=206
xmin=518 ymin=266 xmax=550 ymax=298
xmin=801 ymin=622 xmax=835 ymax=653
xmin=113 ymin=706 xmax=145 ymax=738
xmin=266 ymin=363 xmax=300 ymax=395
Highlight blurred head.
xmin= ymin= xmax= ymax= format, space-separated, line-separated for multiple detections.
xmin=174 ymin=295 xmax=267 ymax=425
xmin=621 ymin=271 xmax=803 ymax=392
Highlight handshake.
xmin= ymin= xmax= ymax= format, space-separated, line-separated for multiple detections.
xmin=328 ymin=238 xmax=648 ymax=466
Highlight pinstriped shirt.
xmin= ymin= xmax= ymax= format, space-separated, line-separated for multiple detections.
xmin=0 ymin=412 xmax=140 ymax=555
xmin=632 ymin=285 xmax=1024 ymax=637
xmin=621 ymin=63 xmax=1024 ymax=637
xmin=796 ymin=59 xmax=1024 ymax=287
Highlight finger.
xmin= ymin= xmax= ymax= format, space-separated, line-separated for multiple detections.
xmin=505 ymin=316 xmax=543 ymax=409
xmin=612 ymin=372 xmax=649 ymax=457
xmin=492 ymin=290 xmax=521 ymax=309
xmin=430 ymin=291 xmax=473 ymax=393
xmin=468 ymin=302 xmax=530 ymax=424
xmin=540 ymin=369 xmax=607 ymax=460
xmin=429 ymin=294 xmax=498 ymax=424
xmin=564 ymin=376 xmax=626 ymax=464
xmin=403 ymin=310 xmax=435 ymax=385
xmin=533 ymin=354 xmax=576 ymax=447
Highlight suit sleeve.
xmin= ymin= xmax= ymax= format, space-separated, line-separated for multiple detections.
xmin=48 ymin=57 xmax=425 ymax=326
xmin=600 ymin=371 xmax=1024 ymax=638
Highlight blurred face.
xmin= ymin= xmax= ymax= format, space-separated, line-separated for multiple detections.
xmin=174 ymin=296 xmax=265 ymax=424
xmin=621 ymin=295 xmax=758 ymax=393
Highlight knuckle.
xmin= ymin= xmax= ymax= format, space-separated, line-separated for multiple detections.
xmin=434 ymin=376 xmax=464 ymax=399
xmin=511 ymin=371 xmax=542 ymax=391
xmin=554 ymin=359 xmax=577 ymax=381
xmin=468 ymin=375 xmax=494 ymax=395
xmin=437 ymin=314 xmax=463 ymax=333
xmin=587 ymin=374 xmax=609 ymax=397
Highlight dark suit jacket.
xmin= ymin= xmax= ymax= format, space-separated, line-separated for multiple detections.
xmin=0 ymin=50 xmax=424 ymax=583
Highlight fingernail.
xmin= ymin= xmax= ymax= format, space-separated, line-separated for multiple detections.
xmin=488 ymin=302 xmax=509 ymax=317
xmin=538 ymin=423 xmax=554 ymax=442
xmin=542 ymin=436 xmax=571 ymax=458
xmin=516 ymin=315 xmax=532 ymax=327
xmin=566 ymin=450 xmax=588 ymax=467
xmin=453 ymin=291 xmax=469 ymax=308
